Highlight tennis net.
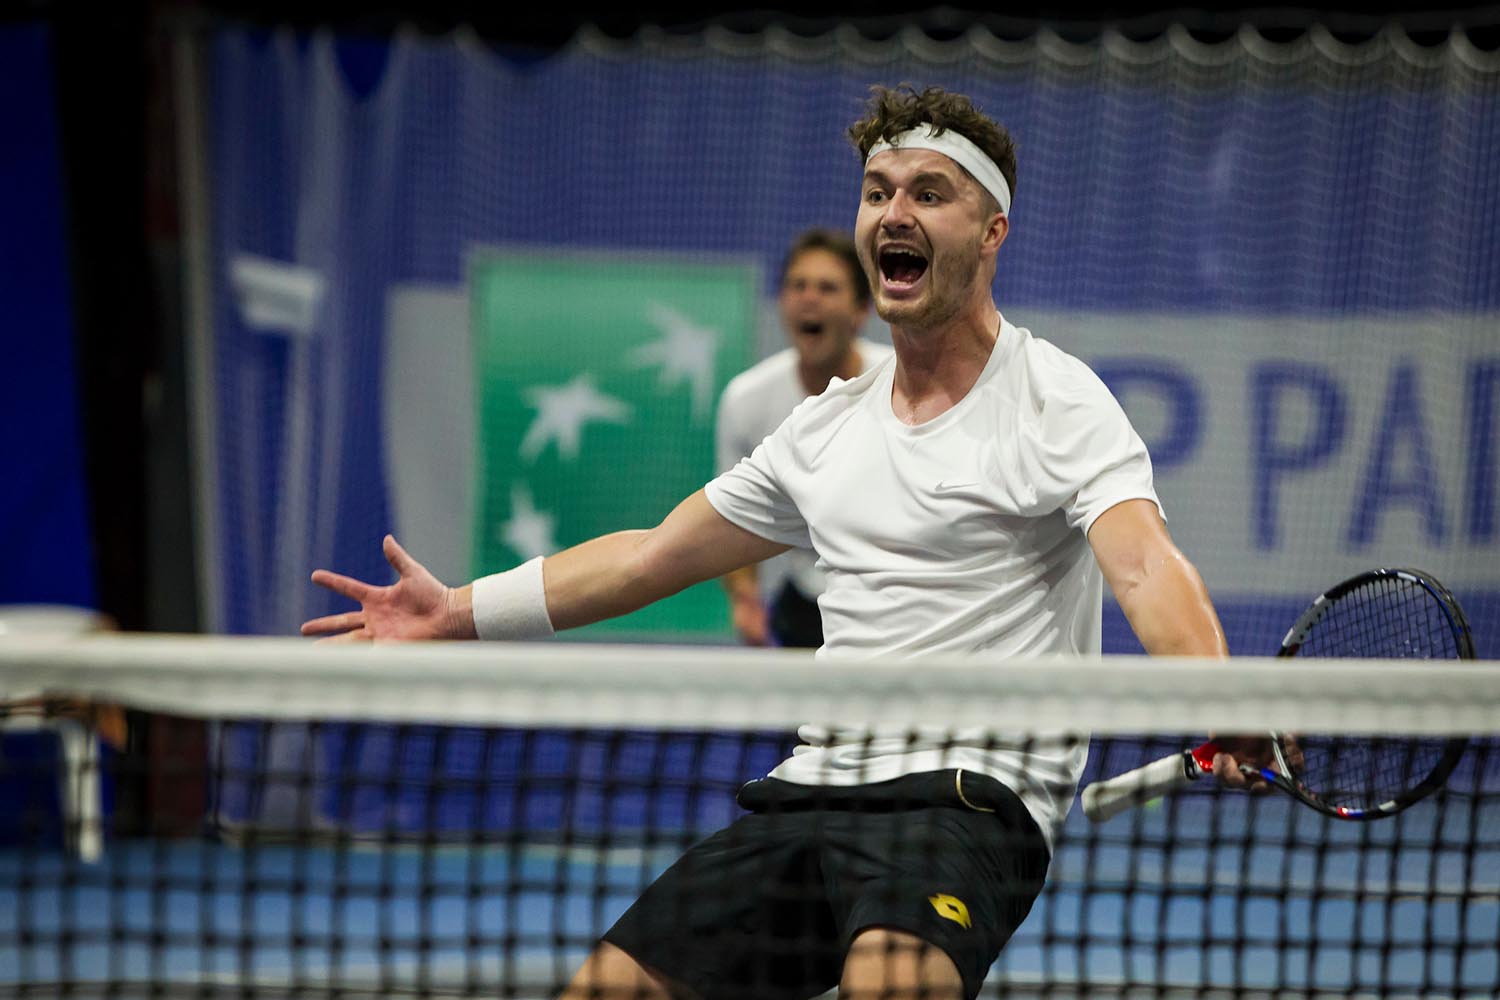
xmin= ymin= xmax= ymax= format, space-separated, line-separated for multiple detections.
xmin=1 ymin=635 xmax=1497 ymax=998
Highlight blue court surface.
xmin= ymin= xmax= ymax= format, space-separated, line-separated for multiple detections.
xmin=3 ymin=789 xmax=1496 ymax=999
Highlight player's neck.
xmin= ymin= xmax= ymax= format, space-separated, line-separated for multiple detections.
xmin=889 ymin=304 xmax=1001 ymax=425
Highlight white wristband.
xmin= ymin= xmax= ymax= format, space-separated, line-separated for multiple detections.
xmin=470 ymin=557 xmax=555 ymax=640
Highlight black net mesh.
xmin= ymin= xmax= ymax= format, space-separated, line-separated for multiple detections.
xmin=2 ymin=639 xmax=1495 ymax=998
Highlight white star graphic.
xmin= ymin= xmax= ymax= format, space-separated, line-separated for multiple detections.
xmin=498 ymin=483 xmax=558 ymax=561
xmin=518 ymin=374 xmax=632 ymax=462
xmin=627 ymin=302 xmax=719 ymax=421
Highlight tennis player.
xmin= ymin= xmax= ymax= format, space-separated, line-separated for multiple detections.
xmin=717 ymin=228 xmax=892 ymax=648
xmin=304 ymin=84 xmax=1267 ymax=1000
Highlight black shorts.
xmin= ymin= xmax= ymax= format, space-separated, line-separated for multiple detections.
xmin=769 ymin=580 xmax=823 ymax=649
xmin=601 ymin=771 xmax=1050 ymax=1000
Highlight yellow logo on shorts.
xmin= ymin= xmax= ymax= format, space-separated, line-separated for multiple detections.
xmin=927 ymin=893 xmax=972 ymax=929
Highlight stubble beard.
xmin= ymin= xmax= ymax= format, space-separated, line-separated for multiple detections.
xmin=873 ymin=235 xmax=983 ymax=333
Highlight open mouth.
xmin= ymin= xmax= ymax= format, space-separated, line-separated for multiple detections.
xmin=796 ymin=320 xmax=826 ymax=336
xmin=878 ymin=247 xmax=929 ymax=288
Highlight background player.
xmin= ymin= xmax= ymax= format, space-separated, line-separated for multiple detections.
xmin=717 ymin=228 xmax=892 ymax=647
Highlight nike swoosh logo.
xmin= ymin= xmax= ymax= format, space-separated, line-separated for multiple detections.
xmin=934 ymin=481 xmax=979 ymax=493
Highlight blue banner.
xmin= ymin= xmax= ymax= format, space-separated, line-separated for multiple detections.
xmin=205 ymin=28 xmax=1499 ymax=655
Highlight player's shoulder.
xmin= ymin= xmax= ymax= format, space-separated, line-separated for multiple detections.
xmin=1009 ymin=322 xmax=1092 ymax=377
xmin=1005 ymin=321 xmax=1114 ymax=400
xmin=776 ymin=347 xmax=891 ymax=438
xmin=1001 ymin=320 xmax=1131 ymax=446
xmin=821 ymin=346 xmax=893 ymax=402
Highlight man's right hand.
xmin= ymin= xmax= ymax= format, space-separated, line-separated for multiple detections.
xmin=301 ymin=534 xmax=475 ymax=642
xmin=730 ymin=591 xmax=771 ymax=647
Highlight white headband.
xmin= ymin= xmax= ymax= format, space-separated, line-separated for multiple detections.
xmin=865 ymin=125 xmax=1011 ymax=217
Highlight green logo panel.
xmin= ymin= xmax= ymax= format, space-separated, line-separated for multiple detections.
xmin=471 ymin=249 xmax=757 ymax=640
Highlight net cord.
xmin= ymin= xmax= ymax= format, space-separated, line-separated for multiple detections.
xmin=1 ymin=634 xmax=1495 ymax=734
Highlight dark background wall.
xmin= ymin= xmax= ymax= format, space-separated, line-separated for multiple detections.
xmin=0 ymin=22 xmax=95 ymax=611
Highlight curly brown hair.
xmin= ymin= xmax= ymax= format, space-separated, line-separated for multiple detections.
xmin=847 ymin=85 xmax=1017 ymax=210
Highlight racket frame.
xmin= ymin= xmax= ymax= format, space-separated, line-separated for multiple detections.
xmin=1265 ymin=567 xmax=1473 ymax=819
xmin=1082 ymin=567 xmax=1475 ymax=823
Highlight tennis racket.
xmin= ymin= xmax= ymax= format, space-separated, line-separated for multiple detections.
xmin=1081 ymin=567 xmax=1475 ymax=823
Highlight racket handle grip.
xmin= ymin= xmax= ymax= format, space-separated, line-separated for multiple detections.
xmin=1082 ymin=750 xmax=1202 ymax=822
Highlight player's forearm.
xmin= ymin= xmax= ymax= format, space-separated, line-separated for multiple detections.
xmin=458 ymin=531 xmax=673 ymax=638
xmin=1115 ymin=549 xmax=1228 ymax=657
xmin=464 ymin=491 xmax=784 ymax=640
xmin=541 ymin=529 xmax=683 ymax=631
xmin=449 ymin=531 xmax=662 ymax=640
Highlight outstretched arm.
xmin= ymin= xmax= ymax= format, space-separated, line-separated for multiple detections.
xmin=301 ymin=490 xmax=789 ymax=642
xmin=539 ymin=490 xmax=788 ymax=630
xmin=1088 ymin=499 xmax=1267 ymax=789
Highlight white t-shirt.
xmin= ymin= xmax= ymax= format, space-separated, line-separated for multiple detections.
xmin=705 ymin=318 xmax=1160 ymax=848
xmin=715 ymin=340 xmax=894 ymax=599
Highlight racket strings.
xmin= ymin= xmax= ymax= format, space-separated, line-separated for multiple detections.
xmin=1292 ymin=736 xmax=1452 ymax=809
xmin=1297 ymin=577 xmax=1458 ymax=660
xmin=1283 ymin=575 xmax=1464 ymax=811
